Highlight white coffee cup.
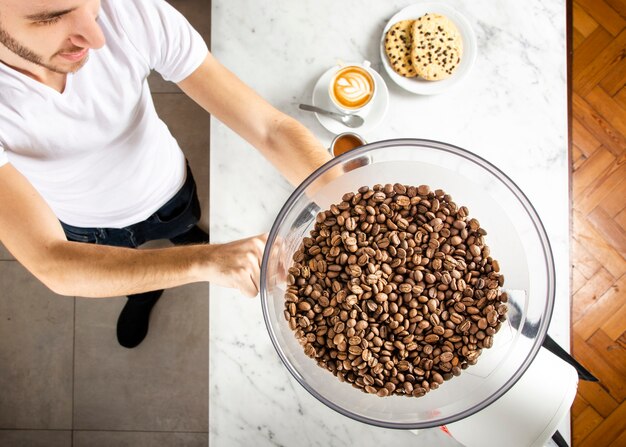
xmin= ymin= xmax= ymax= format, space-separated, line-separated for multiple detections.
xmin=328 ymin=61 xmax=377 ymax=115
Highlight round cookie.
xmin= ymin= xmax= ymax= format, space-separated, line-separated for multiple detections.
xmin=410 ymin=13 xmax=463 ymax=81
xmin=384 ymin=20 xmax=417 ymax=78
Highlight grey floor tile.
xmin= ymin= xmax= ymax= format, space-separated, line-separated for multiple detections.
xmin=73 ymin=282 xmax=208 ymax=431
xmin=152 ymin=94 xmax=210 ymax=232
xmin=167 ymin=0 xmax=211 ymax=46
xmin=0 ymin=242 xmax=14 ymax=260
xmin=74 ymin=430 xmax=207 ymax=447
xmin=0 ymin=430 xmax=71 ymax=447
xmin=148 ymin=71 xmax=181 ymax=94
xmin=0 ymin=262 xmax=73 ymax=429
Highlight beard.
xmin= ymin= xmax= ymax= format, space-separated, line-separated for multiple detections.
xmin=0 ymin=24 xmax=88 ymax=74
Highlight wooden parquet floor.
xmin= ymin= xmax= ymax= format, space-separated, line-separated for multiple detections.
xmin=571 ymin=0 xmax=626 ymax=445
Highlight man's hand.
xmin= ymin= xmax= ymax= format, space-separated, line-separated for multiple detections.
xmin=205 ymin=233 xmax=269 ymax=297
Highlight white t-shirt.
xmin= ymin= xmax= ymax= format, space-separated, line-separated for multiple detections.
xmin=0 ymin=0 xmax=208 ymax=228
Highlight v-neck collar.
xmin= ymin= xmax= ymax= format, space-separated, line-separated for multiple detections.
xmin=0 ymin=60 xmax=74 ymax=96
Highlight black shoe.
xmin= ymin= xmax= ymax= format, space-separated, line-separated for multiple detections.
xmin=116 ymin=289 xmax=164 ymax=348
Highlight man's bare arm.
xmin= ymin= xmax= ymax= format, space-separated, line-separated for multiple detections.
xmin=0 ymin=163 xmax=264 ymax=298
xmin=177 ymin=52 xmax=332 ymax=186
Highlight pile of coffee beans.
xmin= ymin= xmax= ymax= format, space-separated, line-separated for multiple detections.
xmin=283 ymin=184 xmax=508 ymax=398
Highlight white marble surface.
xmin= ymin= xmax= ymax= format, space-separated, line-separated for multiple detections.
xmin=209 ymin=0 xmax=568 ymax=446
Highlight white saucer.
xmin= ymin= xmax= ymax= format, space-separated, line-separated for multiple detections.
xmin=311 ymin=65 xmax=389 ymax=135
xmin=380 ymin=2 xmax=477 ymax=95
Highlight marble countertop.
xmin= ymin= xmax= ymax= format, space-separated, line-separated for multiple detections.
xmin=209 ymin=0 xmax=568 ymax=445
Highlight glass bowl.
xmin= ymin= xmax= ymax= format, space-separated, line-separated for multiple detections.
xmin=260 ymin=139 xmax=555 ymax=429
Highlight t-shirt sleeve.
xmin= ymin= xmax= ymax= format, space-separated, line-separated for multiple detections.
xmin=0 ymin=144 xmax=7 ymax=168
xmin=110 ymin=0 xmax=209 ymax=83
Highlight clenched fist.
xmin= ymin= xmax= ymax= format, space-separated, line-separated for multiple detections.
xmin=205 ymin=233 xmax=269 ymax=297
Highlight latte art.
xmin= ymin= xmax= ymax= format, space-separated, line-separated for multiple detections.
xmin=335 ymin=73 xmax=370 ymax=104
xmin=331 ymin=66 xmax=375 ymax=110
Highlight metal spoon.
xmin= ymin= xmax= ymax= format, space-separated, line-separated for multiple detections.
xmin=299 ymin=104 xmax=365 ymax=128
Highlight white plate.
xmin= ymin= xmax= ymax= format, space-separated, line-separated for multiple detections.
xmin=311 ymin=64 xmax=389 ymax=135
xmin=380 ymin=2 xmax=477 ymax=95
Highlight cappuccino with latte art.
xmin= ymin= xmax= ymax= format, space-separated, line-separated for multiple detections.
xmin=329 ymin=65 xmax=375 ymax=112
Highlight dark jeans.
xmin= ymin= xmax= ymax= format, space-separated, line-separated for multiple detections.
xmin=61 ymin=163 xmax=208 ymax=297
xmin=61 ymin=163 xmax=204 ymax=248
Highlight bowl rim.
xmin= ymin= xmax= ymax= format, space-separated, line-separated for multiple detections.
xmin=260 ymin=138 xmax=556 ymax=429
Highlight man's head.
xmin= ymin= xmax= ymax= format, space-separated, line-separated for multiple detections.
xmin=0 ymin=0 xmax=105 ymax=75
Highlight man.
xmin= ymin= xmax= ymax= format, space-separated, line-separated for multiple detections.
xmin=0 ymin=0 xmax=330 ymax=347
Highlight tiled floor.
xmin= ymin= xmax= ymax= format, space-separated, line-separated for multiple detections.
xmin=0 ymin=1 xmax=211 ymax=445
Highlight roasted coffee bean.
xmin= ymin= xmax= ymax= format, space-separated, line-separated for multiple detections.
xmin=467 ymin=306 xmax=480 ymax=315
xmin=398 ymin=283 xmax=412 ymax=293
xmin=395 ymin=195 xmax=411 ymax=207
xmin=364 ymin=385 xmax=378 ymax=394
xmin=298 ymin=301 xmax=312 ymax=312
xmin=349 ymin=345 xmax=363 ymax=356
xmin=432 ymin=372 xmax=444 ymax=384
xmin=450 ymin=312 xmax=463 ymax=325
xmin=412 ymin=387 xmax=427 ymax=397
xmin=478 ymin=318 xmax=488 ymax=330
xmin=440 ymin=352 xmax=454 ymax=363
xmin=427 ymin=299 xmax=438 ymax=313
xmin=483 ymin=336 xmax=493 ymax=348
xmin=377 ymin=387 xmax=390 ymax=397
xmin=348 ymin=336 xmax=361 ymax=346
xmin=284 ymin=184 xmax=506 ymax=398
xmin=425 ymin=334 xmax=440 ymax=343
